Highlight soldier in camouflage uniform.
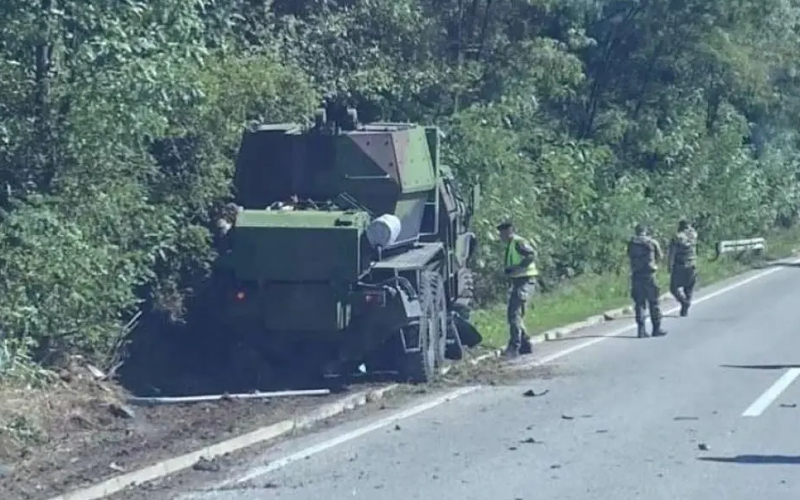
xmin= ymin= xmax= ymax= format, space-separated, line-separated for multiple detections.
xmin=497 ymin=221 xmax=538 ymax=358
xmin=668 ymin=219 xmax=698 ymax=317
xmin=627 ymin=224 xmax=667 ymax=338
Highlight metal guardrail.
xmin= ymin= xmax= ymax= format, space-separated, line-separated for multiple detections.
xmin=714 ymin=237 xmax=766 ymax=259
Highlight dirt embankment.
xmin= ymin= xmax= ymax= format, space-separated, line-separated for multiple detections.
xmin=0 ymin=357 xmax=337 ymax=500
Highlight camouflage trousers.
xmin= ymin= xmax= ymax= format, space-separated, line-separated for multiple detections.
xmin=630 ymin=272 xmax=661 ymax=327
xmin=670 ymin=265 xmax=697 ymax=306
xmin=507 ymin=277 xmax=534 ymax=349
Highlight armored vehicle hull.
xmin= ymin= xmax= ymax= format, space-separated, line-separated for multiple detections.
xmin=213 ymin=103 xmax=482 ymax=386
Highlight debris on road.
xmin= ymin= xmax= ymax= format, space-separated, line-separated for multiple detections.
xmin=522 ymin=389 xmax=549 ymax=397
xmin=561 ymin=414 xmax=574 ymax=420
xmin=779 ymin=403 xmax=796 ymax=408
xmin=520 ymin=437 xmax=540 ymax=444
xmin=673 ymin=416 xmax=699 ymax=421
xmin=698 ymin=443 xmax=709 ymax=451
xmin=193 ymin=456 xmax=221 ymax=472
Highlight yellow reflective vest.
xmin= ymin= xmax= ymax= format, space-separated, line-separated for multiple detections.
xmin=505 ymin=235 xmax=538 ymax=278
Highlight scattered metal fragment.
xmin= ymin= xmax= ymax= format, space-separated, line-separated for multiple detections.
xmin=523 ymin=389 xmax=549 ymax=397
xmin=779 ymin=403 xmax=796 ymax=408
xmin=698 ymin=443 xmax=709 ymax=451
xmin=193 ymin=457 xmax=221 ymax=472
xmin=520 ymin=437 xmax=539 ymax=444
xmin=561 ymin=414 xmax=574 ymax=420
xmin=673 ymin=416 xmax=699 ymax=421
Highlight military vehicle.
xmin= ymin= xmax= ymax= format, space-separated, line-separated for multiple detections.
xmin=213 ymin=103 xmax=482 ymax=385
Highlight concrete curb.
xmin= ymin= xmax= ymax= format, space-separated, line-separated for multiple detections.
xmin=537 ymin=302 xmax=639 ymax=342
xmin=46 ymin=384 xmax=399 ymax=500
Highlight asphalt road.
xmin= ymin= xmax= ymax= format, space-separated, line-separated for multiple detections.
xmin=176 ymin=261 xmax=800 ymax=500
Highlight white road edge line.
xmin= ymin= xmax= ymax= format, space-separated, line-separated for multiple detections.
xmin=217 ymin=385 xmax=480 ymax=488
xmin=741 ymin=368 xmax=800 ymax=417
xmin=520 ymin=258 xmax=800 ymax=368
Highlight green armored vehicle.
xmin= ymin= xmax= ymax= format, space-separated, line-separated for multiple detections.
xmin=214 ymin=103 xmax=481 ymax=385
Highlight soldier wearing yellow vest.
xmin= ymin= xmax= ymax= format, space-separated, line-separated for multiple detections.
xmin=497 ymin=221 xmax=538 ymax=358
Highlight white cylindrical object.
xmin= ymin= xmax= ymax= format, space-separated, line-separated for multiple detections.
xmin=367 ymin=214 xmax=402 ymax=248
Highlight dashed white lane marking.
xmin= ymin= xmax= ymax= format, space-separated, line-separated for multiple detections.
xmin=742 ymin=368 xmax=800 ymax=417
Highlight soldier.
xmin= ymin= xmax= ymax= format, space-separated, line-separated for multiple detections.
xmin=497 ymin=221 xmax=538 ymax=357
xmin=214 ymin=202 xmax=242 ymax=252
xmin=627 ymin=224 xmax=667 ymax=338
xmin=668 ymin=219 xmax=698 ymax=317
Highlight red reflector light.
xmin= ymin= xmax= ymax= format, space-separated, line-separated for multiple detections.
xmin=363 ymin=291 xmax=385 ymax=305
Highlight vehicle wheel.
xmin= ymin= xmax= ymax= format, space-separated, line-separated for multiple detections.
xmin=399 ymin=270 xmax=442 ymax=383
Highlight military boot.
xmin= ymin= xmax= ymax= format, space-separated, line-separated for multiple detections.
xmin=502 ymin=344 xmax=520 ymax=359
xmin=519 ymin=335 xmax=533 ymax=355
xmin=679 ymin=299 xmax=690 ymax=317
xmin=637 ymin=323 xmax=648 ymax=338
xmin=651 ymin=319 xmax=667 ymax=337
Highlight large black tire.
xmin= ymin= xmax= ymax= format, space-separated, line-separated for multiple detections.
xmin=400 ymin=270 xmax=445 ymax=384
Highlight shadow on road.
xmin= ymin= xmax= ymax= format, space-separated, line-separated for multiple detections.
xmin=698 ymin=455 xmax=800 ymax=465
xmin=720 ymin=364 xmax=800 ymax=370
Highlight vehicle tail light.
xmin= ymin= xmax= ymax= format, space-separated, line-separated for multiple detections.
xmin=363 ymin=290 xmax=386 ymax=306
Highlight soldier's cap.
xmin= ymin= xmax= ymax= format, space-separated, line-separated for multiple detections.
xmin=678 ymin=218 xmax=689 ymax=230
xmin=496 ymin=221 xmax=513 ymax=231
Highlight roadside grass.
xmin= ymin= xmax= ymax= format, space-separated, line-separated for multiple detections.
xmin=471 ymin=227 xmax=800 ymax=349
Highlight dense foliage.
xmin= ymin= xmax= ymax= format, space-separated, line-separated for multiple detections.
xmin=1 ymin=0 xmax=799 ymax=370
